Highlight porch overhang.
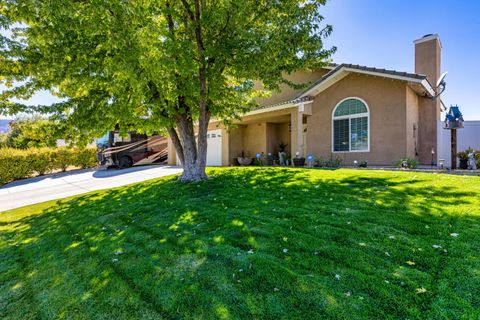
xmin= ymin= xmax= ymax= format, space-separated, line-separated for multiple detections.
xmin=245 ymin=96 xmax=314 ymax=117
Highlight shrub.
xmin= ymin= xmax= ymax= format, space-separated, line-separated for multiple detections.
xmin=0 ymin=134 xmax=7 ymax=148
xmin=358 ymin=160 xmax=368 ymax=168
xmin=325 ymin=156 xmax=342 ymax=168
xmin=28 ymin=148 xmax=55 ymax=175
xmin=72 ymin=148 xmax=98 ymax=169
xmin=52 ymin=148 xmax=74 ymax=172
xmin=463 ymin=149 xmax=480 ymax=168
xmin=396 ymin=157 xmax=418 ymax=169
xmin=313 ymin=156 xmax=342 ymax=168
xmin=314 ymin=157 xmax=325 ymax=168
xmin=457 ymin=150 xmax=469 ymax=161
xmin=0 ymin=149 xmax=33 ymax=184
xmin=0 ymin=147 xmax=98 ymax=185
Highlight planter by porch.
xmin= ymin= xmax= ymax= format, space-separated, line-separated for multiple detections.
xmin=237 ymin=157 xmax=253 ymax=166
xmin=293 ymin=157 xmax=305 ymax=167
xmin=459 ymin=159 xmax=468 ymax=169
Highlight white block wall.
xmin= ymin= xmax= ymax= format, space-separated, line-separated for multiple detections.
xmin=437 ymin=120 xmax=480 ymax=167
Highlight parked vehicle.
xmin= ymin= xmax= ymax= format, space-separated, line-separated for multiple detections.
xmin=96 ymin=130 xmax=168 ymax=168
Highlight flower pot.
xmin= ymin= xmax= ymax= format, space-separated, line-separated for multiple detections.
xmin=237 ymin=157 xmax=253 ymax=166
xmin=459 ymin=159 xmax=468 ymax=169
xmin=293 ymin=158 xmax=305 ymax=167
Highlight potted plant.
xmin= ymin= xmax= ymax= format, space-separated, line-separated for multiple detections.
xmin=266 ymin=153 xmax=274 ymax=165
xmin=278 ymin=142 xmax=287 ymax=165
xmin=395 ymin=157 xmax=418 ymax=169
xmin=293 ymin=151 xmax=305 ymax=167
xmin=237 ymin=151 xmax=253 ymax=166
xmin=457 ymin=150 xmax=469 ymax=169
xmin=359 ymin=160 xmax=368 ymax=168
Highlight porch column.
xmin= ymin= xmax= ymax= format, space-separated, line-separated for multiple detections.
xmin=221 ymin=127 xmax=230 ymax=166
xmin=291 ymin=110 xmax=303 ymax=158
xmin=167 ymin=137 xmax=177 ymax=165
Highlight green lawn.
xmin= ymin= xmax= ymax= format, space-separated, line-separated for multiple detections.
xmin=1 ymin=168 xmax=479 ymax=319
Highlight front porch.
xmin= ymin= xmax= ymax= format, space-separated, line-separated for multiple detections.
xmin=225 ymin=104 xmax=312 ymax=165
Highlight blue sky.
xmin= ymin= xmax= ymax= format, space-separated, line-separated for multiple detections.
xmin=320 ymin=0 xmax=480 ymax=120
xmin=1 ymin=0 xmax=479 ymax=120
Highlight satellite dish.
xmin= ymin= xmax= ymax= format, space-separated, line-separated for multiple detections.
xmin=435 ymin=71 xmax=448 ymax=98
xmin=436 ymin=71 xmax=448 ymax=88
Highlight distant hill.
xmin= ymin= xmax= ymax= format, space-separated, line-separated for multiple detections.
xmin=0 ymin=119 xmax=12 ymax=134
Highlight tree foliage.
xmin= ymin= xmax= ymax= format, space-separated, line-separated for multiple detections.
xmin=4 ymin=115 xmax=62 ymax=149
xmin=0 ymin=0 xmax=334 ymax=180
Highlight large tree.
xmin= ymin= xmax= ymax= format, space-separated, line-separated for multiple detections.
xmin=0 ymin=0 xmax=334 ymax=181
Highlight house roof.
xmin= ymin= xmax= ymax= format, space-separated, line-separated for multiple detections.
xmin=254 ymin=96 xmax=314 ymax=111
xmin=293 ymin=63 xmax=435 ymax=101
xmin=326 ymin=63 xmax=427 ymax=80
xmin=253 ymin=63 xmax=436 ymax=114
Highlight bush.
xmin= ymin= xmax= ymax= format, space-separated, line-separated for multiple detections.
xmin=0 ymin=147 xmax=98 ymax=185
xmin=314 ymin=157 xmax=325 ymax=168
xmin=358 ymin=160 xmax=368 ymax=168
xmin=459 ymin=148 xmax=480 ymax=169
xmin=396 ymin=157 xmax=418 ymax=169
xmin=325 ymin=156 xmax=342 ymax=168
xmin=0 ymin=134 xmax=7 ymax=148
xmin=72 ymin=148 xmax=98 ymax=169
xmin=0 ymin=149 xmax=33 ymax=184
xmin=29 ymin=148 xmax=55 ymax=175
xmin=52 ymin=148 xmax=74 ymax=172
xmin=314 ymin=155 xmax=342 ymax=168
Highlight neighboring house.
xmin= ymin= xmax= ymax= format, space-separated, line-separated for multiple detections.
xmin=0 ymin=119 xmax=12 ymax=134
xmin=167 ymin=34 xmax=444 ymax=166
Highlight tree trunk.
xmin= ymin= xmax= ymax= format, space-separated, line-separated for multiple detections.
xmin=168 ymin=0 xmax=210 ymax=182
xmin=174 ymin=114 xmax=208 ymax=181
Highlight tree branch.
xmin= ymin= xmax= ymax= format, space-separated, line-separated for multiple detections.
xmin=180 ymin=0 xmax=195 ymax=22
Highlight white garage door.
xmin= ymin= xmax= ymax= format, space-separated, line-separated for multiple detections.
xmin=175 ymin=129 xmax=222 ymax=166
xmin=206 ymin=129 xmax=222 ymax=166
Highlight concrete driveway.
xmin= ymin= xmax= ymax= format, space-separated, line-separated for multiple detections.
xmin=0 ymin=165 xmax=183 ymax=212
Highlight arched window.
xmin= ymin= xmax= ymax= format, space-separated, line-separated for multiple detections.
xmin=332 ymin=98 xmax=369 ymax=152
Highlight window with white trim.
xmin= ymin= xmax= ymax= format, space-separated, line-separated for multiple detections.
xmin=333 ymin=98 xmax=369 ymax=152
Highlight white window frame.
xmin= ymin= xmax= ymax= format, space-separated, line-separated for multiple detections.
xmin=331 ymin=97 xmax=370 ymax=153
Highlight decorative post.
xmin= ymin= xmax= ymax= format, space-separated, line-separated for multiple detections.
xmin=451 ymin=129 xmax=457 ymax=170
xmin=443 ymin=105 xmax=464 ymax=170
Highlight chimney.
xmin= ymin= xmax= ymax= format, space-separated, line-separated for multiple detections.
xmin=414 ymin=33 xmax=441 ymax=90
xmin=413 ymin=34 xmax=442 ymax=164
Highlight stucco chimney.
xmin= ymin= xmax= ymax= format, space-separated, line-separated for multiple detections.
xmin=414 ymin=34 xmax=442 ymax=164
xmin=414 ymin=34 xmax=441 ymax=90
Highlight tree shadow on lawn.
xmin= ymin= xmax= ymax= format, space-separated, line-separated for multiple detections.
xmin=1 ymin=167 xmax=479 ymax=319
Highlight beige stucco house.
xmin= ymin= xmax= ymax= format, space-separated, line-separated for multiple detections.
xmin=168 ymin=34 xmax=444 ymax=167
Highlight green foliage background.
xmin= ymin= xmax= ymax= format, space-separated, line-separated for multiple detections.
xmin=0 ymin=0 xmax=334 ymax=145
xmin=0 ymin=147 xmax=97 ymax=185
xmin=2 ymin=116 xmax=64 ymax=149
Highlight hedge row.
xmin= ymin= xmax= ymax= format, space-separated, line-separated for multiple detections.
xmin=0 ymin=147 xmax=98 ymax=185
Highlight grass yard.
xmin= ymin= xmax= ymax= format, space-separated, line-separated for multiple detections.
xmin=1 ymin=167 xmax=479 ymax=319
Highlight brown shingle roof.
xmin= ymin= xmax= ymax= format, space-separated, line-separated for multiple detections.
xmin=257 ymin=63 xmax=432 ymax=111
xmin=328 ymin=63 xmax=427 ymax=80
xmin=292 ymin=63 xmax=430 ymax=100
